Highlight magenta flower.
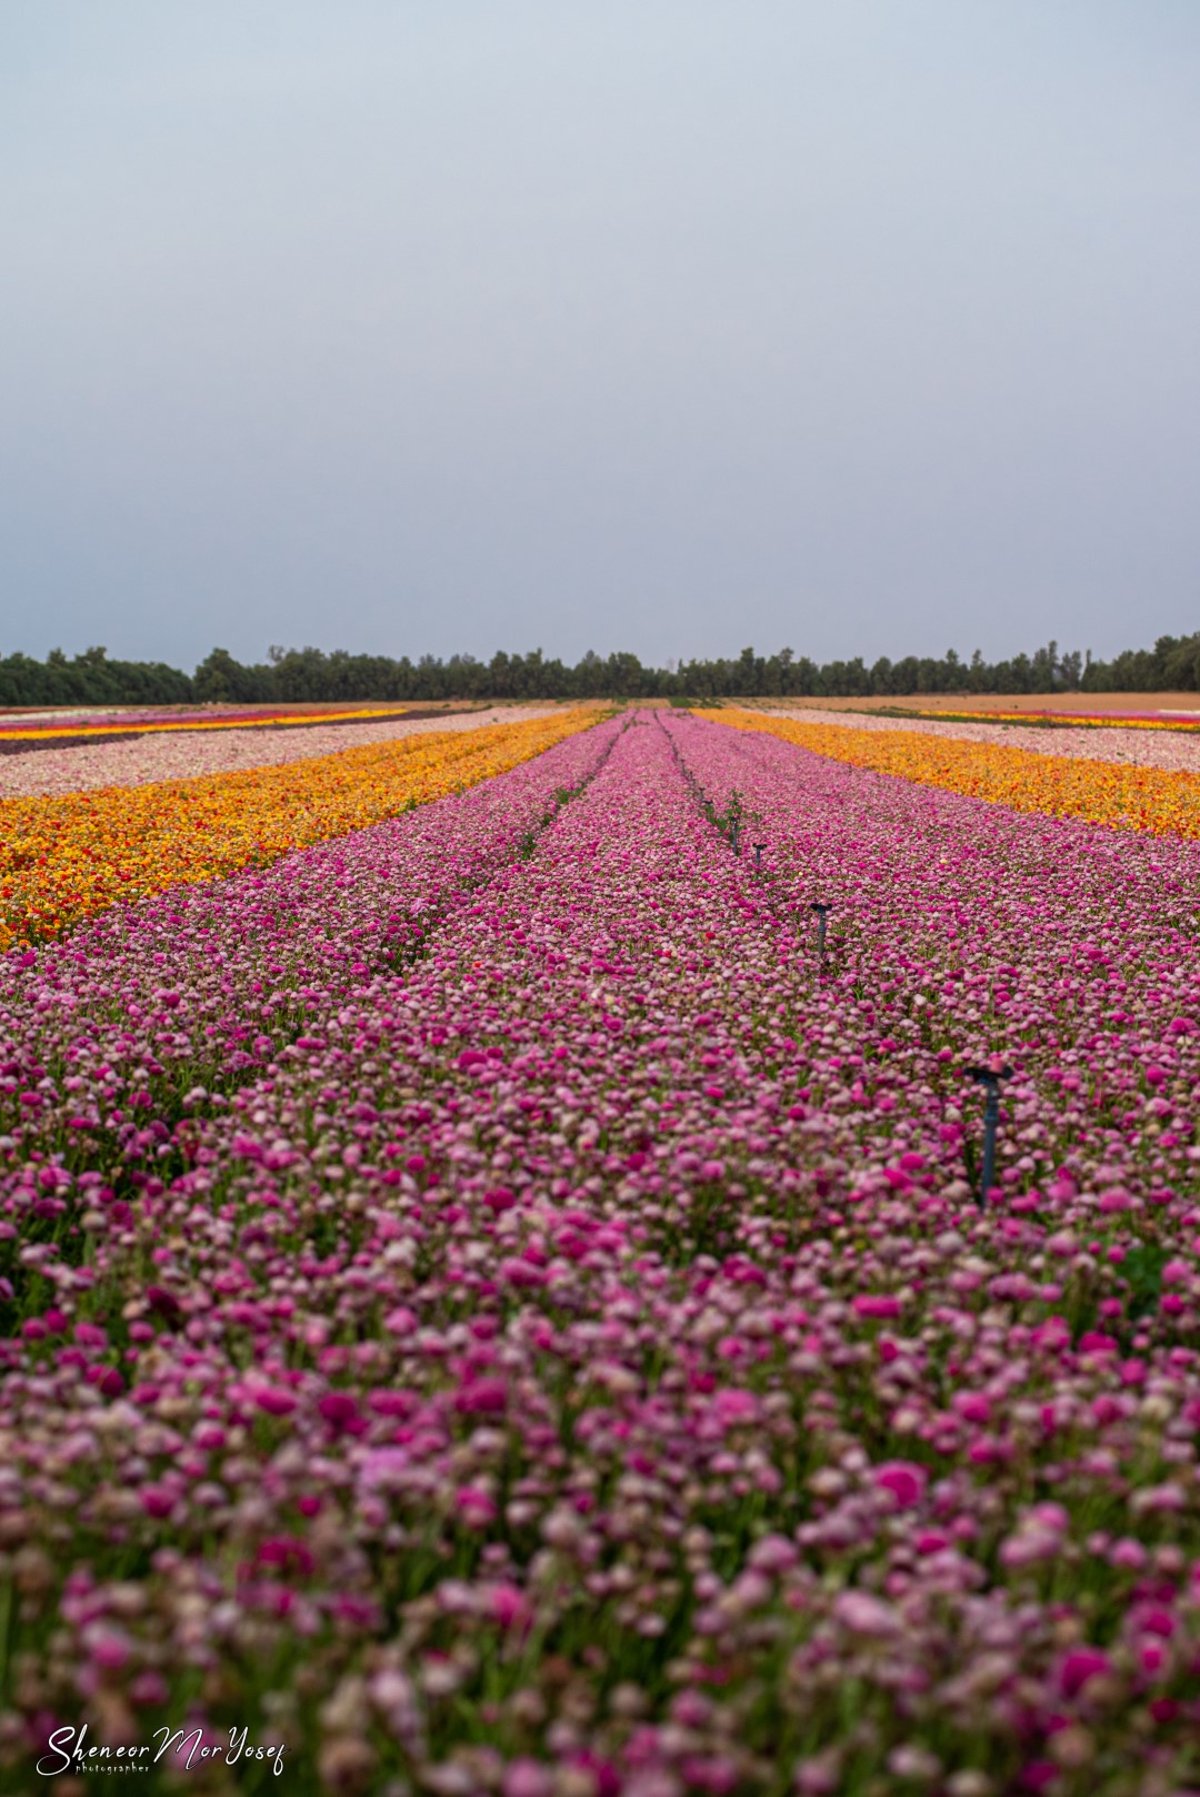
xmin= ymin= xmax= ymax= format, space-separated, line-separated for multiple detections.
xmin=252 ymin=1385 xmax=297 ymax=1417
xmin=1058 ymin=1648 xmax=1113 ymax=1699
xmin=851 ymin=1294 xmax=902 ymax=1320
xmin=873 ymin=1461 xmax=927 ymax=1509
xmin=454 ymin=1378 xmax=507 ymax=1415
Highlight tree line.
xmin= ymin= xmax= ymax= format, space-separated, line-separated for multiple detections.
xmin=1 ymin=633 xmax=1198 ymax=708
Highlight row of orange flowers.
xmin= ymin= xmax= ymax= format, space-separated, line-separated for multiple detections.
xmin=0 ymin=705 xmax=414 ymax=743
xmin=1 ymin=710 xmax=603 ymax=951
xmin=703 ymin=708 xmax=1200 ymax=838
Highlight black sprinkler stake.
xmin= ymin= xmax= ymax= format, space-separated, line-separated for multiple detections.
xmin=966 ymin=1064 xmax=1014 ymax=1205
xmin=810 ymin=901 xmax=830 ymax=956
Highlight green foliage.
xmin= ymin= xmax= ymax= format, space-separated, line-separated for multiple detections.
xmin=2 ymin=632 xmax=1198 ymax=707
xmin=703 ymin=787 xmax=748 ymax=846
xmin=0 ymin=644 xmax=193 ymax=708
xmin=1122 ymin=1241 xmax=1171 ymax=1322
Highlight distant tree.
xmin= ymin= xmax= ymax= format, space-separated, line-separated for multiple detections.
xmin=194 ymin=648 xmax=271 ymax=704
xmin=1164 ymin=634 xmax=1200 ymax=690
xmin=3 ymin=630 xmax=1200 ymax=705
xmin=1059 ymin=649 xmax=1083 ymax=690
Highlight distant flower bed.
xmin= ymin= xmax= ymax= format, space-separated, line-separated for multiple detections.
xmin=0 ymin=704 xmax=410 ymax=742
xmin=874 ymin=706 xmax=1200 ymax=731
xmin=752 ymin=705 xmax=1200 ymax=776
xmin=0 ymin=709 xmax=602 ymax=950
xmin=0 ymin=705 xmax=564 ymax=799
xmin=710 ymin=707 xmax=1200 ymax=836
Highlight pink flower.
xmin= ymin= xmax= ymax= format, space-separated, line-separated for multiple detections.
xmin=318 ymin=1391 xmax=362 ymax=1432
xmin=1058 ymin=1647 xmax=1112 ymax=1699
xmin=252 ymin=1385 xmax=297 ymax=1417
xmin=256 ymin=1536 xmax=315 ymax=1577
xmin=748 ymin=1533 xmax=798 ymax=1574
xmin=834 ymin=1590 xmax=900 ymax=1637
xmin=358 ymin=1448 xmax=409 ymax=1491
xmin=564 ymin=1754 xmax=620 ymax=1797
xmin=455 ymin=1485 xmax=498 ymax=1527
xmin=952 ymin=1391 xmax=991 ymax=1423
xmin=504 ymin=1763 xmax=553 ymax=1797
xmin=873 ymin=1461 xmax=927 ymax=1509
xmin=487 ymin=1582 xmax=532 ymax=1631
xmin=852 ymin=1294 xmax=901 ymax=1320
xmin=712 ymin=1388 xmax=760 ymax=1428
xmin=83 ymin=1624 xmax=133 ymax=1672
xmin=130 ymin=1671 xmax=169 ymax=1707
xmin=454 ymin=1378 xmax=507 ymax=1415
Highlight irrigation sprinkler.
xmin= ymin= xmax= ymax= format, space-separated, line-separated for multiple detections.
xmin=810 ymin=901 xmax=830 ymax=955
xmin=753 ymin=842 xmax=766 ymax=874
xmin=966 ymin=1064 xmax=1013 ymax=1205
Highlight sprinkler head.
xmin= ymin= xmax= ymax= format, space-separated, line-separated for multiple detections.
xmin=966 ymin=1064 xmax=1013 ymax=1086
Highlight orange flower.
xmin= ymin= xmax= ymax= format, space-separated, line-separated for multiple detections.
xmin=1 ymin=710 xmax=604 ymax=951
xmin=701 ymin=708 xmax=1200 ymax=840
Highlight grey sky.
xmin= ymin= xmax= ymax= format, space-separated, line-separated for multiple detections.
xmin=2 ymin=2 xmax=1197 ymax=670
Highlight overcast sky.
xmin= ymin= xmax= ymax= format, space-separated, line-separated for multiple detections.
xmin=2 ymin=2 xmax=1197 ymax=670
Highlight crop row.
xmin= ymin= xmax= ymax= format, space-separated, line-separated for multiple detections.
xmin=751 ymin=707 xmax=1200 ymax=776
xmin=708 ymin=708 xmax=1200 ymax=840
xmin=0 ymin=706 xmax=406 ymax=742
xmin=0 ymin=709 xmax=601 ymax=952
xmin=0 ymin=705 xmax=563 ymax=801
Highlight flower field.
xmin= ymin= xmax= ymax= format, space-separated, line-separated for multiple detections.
xmin=0 ymin=711 xmax=598 ymax=951
xmin=0 ymin=706 xmax=408 ymax=743
xmin=752 ymin=708 xmax=1200 ymax=777
xmin=709 ymin=708 xmax=1200 ymax=840
xmin=810 ymin=710 xmax=1200 ymax=735
xmin=1 ymin=706 xmax=562 ymax=801
xmin=3 ymin=708 xmax=1200 ymax=1793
